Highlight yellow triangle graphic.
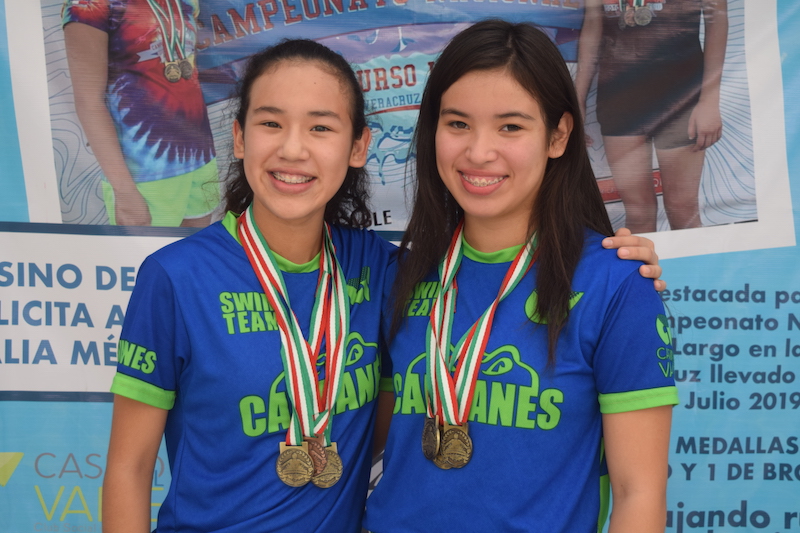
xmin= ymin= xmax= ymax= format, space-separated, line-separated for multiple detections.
xmin=0 ymin=453 xmax=24 ymax=486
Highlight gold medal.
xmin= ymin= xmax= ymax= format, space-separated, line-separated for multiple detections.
xmin=311 ymin=443 xmax=343 ymax=488
xmin=634 ymin=6 xmax=652 ymax=25
xmin=276 ymin=442 xmax=314 ymax=487
xmin=624 ymin=5 xmax=636 ymax=26
xmin=439 ymin=422 xmax=473 ymax=469
xmin=179 ymin=56 xmax=194 ymax=80
xmin=421 ymin=416 xmax=441 ymax=460
xmin=164 ymin=61 xmax=181 ymax=83
xmin=305 ymin=435 xmax=328 ymax=476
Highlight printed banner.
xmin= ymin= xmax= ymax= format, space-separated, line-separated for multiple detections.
xmin=1 ymin=0 xmax=799 ymax=531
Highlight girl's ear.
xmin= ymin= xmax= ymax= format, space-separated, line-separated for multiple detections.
xmin=233 ymin=120 xmax=245 ymax=159
xmin=547 ymin=112 xmax=573 ymax=159
xmin=348 ymin=126 xmax=372 ymax=168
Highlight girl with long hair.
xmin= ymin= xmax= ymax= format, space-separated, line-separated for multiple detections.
xmin=102 ymin=36 xmax=663 ymax=533
xmin=366 ymin=20 xmax=676 ymax=533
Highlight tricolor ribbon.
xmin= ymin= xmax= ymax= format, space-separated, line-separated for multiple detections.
xmin=239 ymin=206 xmax=350 ymax=447
xmin=425 ymin=221 xmax=536 ymax=426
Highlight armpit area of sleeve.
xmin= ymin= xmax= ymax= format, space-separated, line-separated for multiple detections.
xmin=111 ymin=373 xmax=176 ymax=410
xmin=598 ymin=386 xmax=679 ymax=414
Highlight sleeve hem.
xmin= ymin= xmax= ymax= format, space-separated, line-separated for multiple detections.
xmin=111 ymin=373 xmax=175 ymax=410
xmin=598 ymin=386 xmax=679 ymax=414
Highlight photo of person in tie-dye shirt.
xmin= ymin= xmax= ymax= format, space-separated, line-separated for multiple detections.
xmin=62 ymin=0 xmax=219 ymax=226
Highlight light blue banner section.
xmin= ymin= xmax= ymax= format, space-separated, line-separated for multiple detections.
xmin=0 ymin=403 xmax=170 ymax=532
xmin=0 ymin=0 xmax=27 ymax=222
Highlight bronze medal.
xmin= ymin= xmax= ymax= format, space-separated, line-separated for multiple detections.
xmin=624 ymin=5 xmax=636 ymax=26
xmin=164 ymin=61 xmax=181 ymax=83
xmin=439 ymin=423 xmax=473 ymax=469
xmin=179 ymin=56 xmax=194 ymax=80
xmin=432 ymin=451 xmax=452 ymax=470
xmin=276 ymin=442 xmax=314 ymax=487
xmin=305 ymin=435 xmax=328 ymax=476
xmin=634 ymin=6 xmax=652 ymax=25
xmin=421 ymin=416 xmax=441 ymax=461
xmin=311 ymin=443 xmax=343 ymax=488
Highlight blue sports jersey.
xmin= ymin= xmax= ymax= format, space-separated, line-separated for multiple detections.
xmin=112 ymin=212 xmax=396 ymax=532
xmin=364 ymin=231 xmax=678 ymax=533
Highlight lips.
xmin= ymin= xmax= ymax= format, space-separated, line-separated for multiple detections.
xmin=271 ymin=171 xmax=314 ymax=184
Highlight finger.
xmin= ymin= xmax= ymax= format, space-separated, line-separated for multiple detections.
xmin=653 ymin=278 xmax=667 ymax=292
xmin=613 ymin=227 xmax=633 ymax=238
xmin=639 ymin=263 xmax=663 ymax=281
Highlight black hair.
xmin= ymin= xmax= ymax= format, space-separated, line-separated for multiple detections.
xmin=392 ymin=20 xmax=613 ymax=363
xmin=224 ymin=39 xmax=371 ymax=228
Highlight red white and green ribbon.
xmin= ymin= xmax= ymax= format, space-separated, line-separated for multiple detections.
xmin=238 ymin=205 xmax=350 ymax=447
xmin=146 ymin=0 xmax=188 ymax=62
xmin=425 ymin=221 xmax=536 ymax=425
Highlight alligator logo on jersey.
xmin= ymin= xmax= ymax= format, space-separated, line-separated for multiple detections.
xmin=655 ymin=314 xmax=674 ymax=377
xmin=220 ymin=268 xmax=372 ymax=334
xmin=525 ymin=290 xmax=584 ymax=324
xmin=238 ymin=332 xmax=381 ymax=437
xmin=393 ymin=345 xmax=564 ymax=430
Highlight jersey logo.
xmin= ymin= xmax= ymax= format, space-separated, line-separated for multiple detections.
xmin=525 ymin=290 xmax=584 ymax=324
xmin=656 ymin=314 xmax=674 ymax=377
xmin=346 ymin=267 xmax=371 ymax=304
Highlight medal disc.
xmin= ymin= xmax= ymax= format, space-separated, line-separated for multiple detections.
xmin=421 ymin=416 xmax=441 ymax=460
xmin=305 ymin=436 xmax=328 ymax=476
xmin=311 ymin=444 xmax=343 ymax=488
xmin=164 ymin=62 xmax=181 ymax=83
xmin=276 ymin=443 xmax=314 ymax=487
xmin=634 ymin=6 xmax=652 ymax=25
xmin=179 ymin=57 xmax=193 ymax=80
xmin=624 ymin=6 xmax=636 ymax=26
xmin=432 ymin=451 xmax=452 ymax=470
xmin=440 ymin=423 xmax=473 ymax=469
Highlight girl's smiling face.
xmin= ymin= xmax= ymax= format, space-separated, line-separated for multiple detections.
xmin=435 ymin=68 xmax=571 ymax=238
xmin=233 ymin=60 xmax=370 ymax=230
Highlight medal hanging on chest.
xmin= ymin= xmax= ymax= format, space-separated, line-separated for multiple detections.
xmin=239 ymin=206 xmax=350 ymax=488
xmin=423 ymin=221 xmax=536 ymax=469
xmin=146 ymin=0 xmax=195 ymax=82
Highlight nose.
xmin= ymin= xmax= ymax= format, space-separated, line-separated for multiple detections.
xmin=279 ymin=127 xmax=309 ymax=161
xmin=465 ymin=129 xmax=498 ymax=164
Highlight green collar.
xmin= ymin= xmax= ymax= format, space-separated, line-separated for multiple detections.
xmin=222 ymin=211 xmax=320 ymax=273
xmin=461 ymin=235 xmax=523 ymax=264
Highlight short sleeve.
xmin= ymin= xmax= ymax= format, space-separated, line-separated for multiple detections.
xmin=110 ymin=256 xmax=186 ymax=410
xmin=594 ymin=270 xmax=678 ymax=414
xmin=62 ymin=0 xmax=111 ymax=33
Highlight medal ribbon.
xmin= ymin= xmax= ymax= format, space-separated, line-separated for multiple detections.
xmin=239 ymin=206 xmax=350 ymax=447
xmin=146 ymin=0 xmax=188 ymax=62
xmin=425 ymin=221 xmax=536 ymax=425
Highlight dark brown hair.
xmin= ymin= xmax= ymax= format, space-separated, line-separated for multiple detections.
xmin=224 ymin=39 xmax=371 ymax=228
xmin=392 ymin=19 xmax=613 ymax=363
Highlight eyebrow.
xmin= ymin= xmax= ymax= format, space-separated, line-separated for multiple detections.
xmin=251 ymin=106 xmax=342 ymax=120
xmin=440 ymin=108 xmax=534 ymax=121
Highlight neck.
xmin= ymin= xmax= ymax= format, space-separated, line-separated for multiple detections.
xmin=462 ymin=214 xmax=532 ymax=253
xmin=251 ymin=208 xmax=324 ymax=264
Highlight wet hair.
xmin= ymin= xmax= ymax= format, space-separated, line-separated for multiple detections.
xmin=224 ymin=39 xmax=371 ymax=228
xmin=392 ymin=19 xmax=613 ymax=363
